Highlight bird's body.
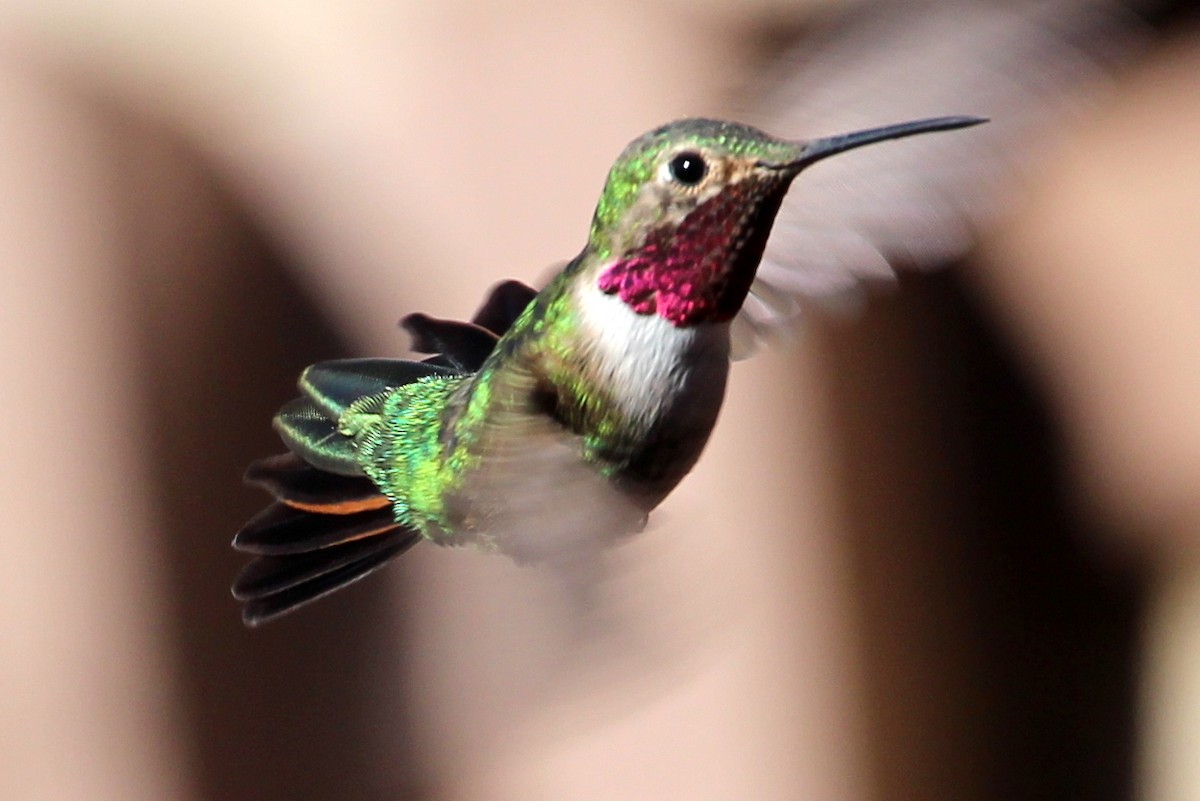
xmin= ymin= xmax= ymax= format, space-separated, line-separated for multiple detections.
xmin=342 ymin=271 xmax=729 ymax=552
xmin=234 ymin=116 xmax=983 ymax=624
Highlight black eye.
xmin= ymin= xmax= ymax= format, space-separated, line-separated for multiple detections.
xmin=668 ymin=152 xmax=707 ymax=185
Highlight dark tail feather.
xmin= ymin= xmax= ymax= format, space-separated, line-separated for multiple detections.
xmin=273 ymin=357 xmax=457 ymax=477
xmin=233 ymin=529 xmax=417 ymax=599
xmin=235 ymin=531 xmax=420 ymax=626
xmin=234 ymin=501 xmax=398 ymax=555
xmin=234 ymin=360 xmax=438 ymax=624
xmin=244 ymin=453 xmax=387 ymax=514
xmin=235 ymin=451 xmax=420 ymax=624
xmin=235 ymin=280 xmax=537 ymax=624
xmin=298 ymin=358 xmax=456 ymax=420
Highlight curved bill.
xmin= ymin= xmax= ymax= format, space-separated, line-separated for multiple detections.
xmin=763 ymin=115 xmax=988 ymax=172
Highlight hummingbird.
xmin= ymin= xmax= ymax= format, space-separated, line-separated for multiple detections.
xmin=233 ymin=115 xmax=984 ymax=625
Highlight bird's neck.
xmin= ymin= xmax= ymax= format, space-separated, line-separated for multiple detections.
xmin=593 ymin=182 xmax=792 ymax=326
xmin=479 ymin=265 xmax=729 ymax=494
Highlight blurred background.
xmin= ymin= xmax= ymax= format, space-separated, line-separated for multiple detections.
xmin=1 ymin=1 xmax=1199 ymax=799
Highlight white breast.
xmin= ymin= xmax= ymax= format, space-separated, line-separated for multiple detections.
xmin=573 ymin=283 xmax=730 ymax=434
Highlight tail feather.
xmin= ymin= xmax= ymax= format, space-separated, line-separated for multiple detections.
xmin=276 ymin=358 xmax=457 ymax=476
xmin=235 ymin=359 xmax=433 ymax=624
xmin=233 ymin=529 xmax=418 ymax=600
xmin=234 ymin=280 xmax=539 ymax=624
xmin=236 ymin=532 xmax=420 ymax=626
xmin=234 ymin=502 xmax=398 ymax=555
xmin=299 ymin=358 xmax=456 ymax=419
xmin=273 ymin=398 xmax=360 ymax=476
xmin=245 ymin=453 xmax=387 ymax=513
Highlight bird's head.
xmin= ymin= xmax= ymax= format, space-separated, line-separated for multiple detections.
xmin=587 ymin=116 xmax=984 ymax=326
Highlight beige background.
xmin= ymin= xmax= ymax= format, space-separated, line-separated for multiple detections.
xmin=0 ymin=2 xmax=1196 ymax=800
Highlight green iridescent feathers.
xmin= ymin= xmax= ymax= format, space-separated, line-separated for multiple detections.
xmin=233 ymin=115 xmax=987 ymax=624
xmin=261 ymin=280 xmax=538 ymax=512
xmin=273 ymin=359 xmax=455 ymax=476
xmin=341 ymin=374 xmax=468 ymax=533
xmin=232 ymin=281 xmax=538 ymax=624
xmin=587 ymin=119 xmax=801 ymax=259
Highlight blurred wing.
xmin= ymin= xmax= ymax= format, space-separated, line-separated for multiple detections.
xmin=735 ymin=0 xmax=1146 ymax=354
xmin=450 ymin=378 xmax=648 ymax=565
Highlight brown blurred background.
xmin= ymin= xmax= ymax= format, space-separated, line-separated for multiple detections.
xmin=1 ymin=1 xmax=1198 ymax=799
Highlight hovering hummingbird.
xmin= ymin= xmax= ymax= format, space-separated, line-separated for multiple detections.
xmin=232 ymin=115 xmax=984 ymax=625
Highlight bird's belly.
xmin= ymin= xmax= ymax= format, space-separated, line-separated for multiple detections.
xmin=572 ymin=288 xmax=733 ymax=504
xmin=612 ymin=354 xmax=728 ymax=504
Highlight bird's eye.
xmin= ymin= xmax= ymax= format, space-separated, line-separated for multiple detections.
xmin=668 ymin=152 xmax=707 ymax=186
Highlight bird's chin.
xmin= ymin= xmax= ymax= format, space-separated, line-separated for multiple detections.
xmin=714 ymin=181 xmax=794 ymax=320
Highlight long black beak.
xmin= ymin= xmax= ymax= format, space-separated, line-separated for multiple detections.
xmin=763 ymin=115 xmax=987 ymax=172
